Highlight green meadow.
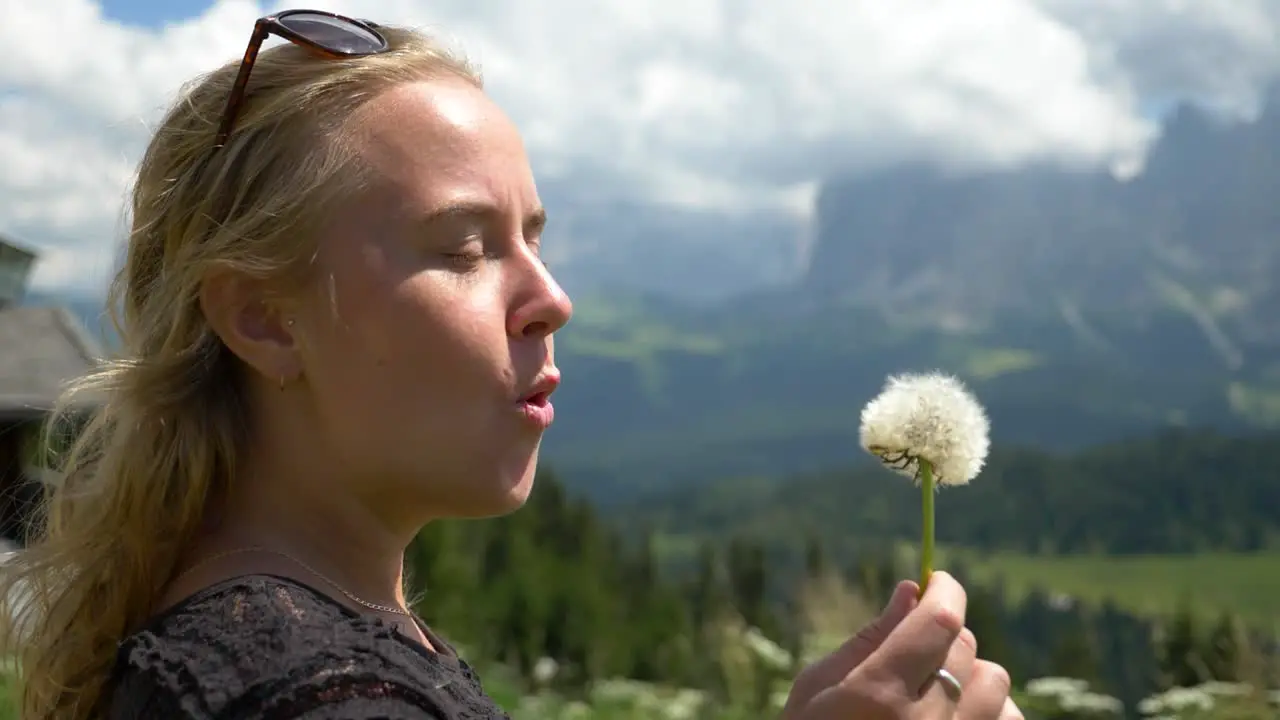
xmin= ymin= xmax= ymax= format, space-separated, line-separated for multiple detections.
xmin=954 ymin=550 xmax=1280 ymax=628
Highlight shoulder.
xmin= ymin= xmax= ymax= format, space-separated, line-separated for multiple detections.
xmin=106 ymin=575 xmax=503 ymax=719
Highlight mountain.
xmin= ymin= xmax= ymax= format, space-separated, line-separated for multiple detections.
xmin=552 ymin=91 xmax=1280 ymax=325
xmin=540 ymin=184 xmax=805 ymax=303
xmin=543 ymin=293 xmax=1280 ymax=503
xmin=803 ymin=96 xmax=1280 ymax=346
xmin=542 ymin=95 xmax=1280 ymax=502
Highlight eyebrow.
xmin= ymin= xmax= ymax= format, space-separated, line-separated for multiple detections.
xmin=416 ymin=201 xmax=548 ymax=236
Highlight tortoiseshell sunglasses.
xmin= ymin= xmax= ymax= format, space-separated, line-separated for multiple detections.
xmin=215 ymin=8 xmax=389 ymax=147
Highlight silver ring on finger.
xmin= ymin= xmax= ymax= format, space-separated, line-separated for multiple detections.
xmin=935 ymin=668 xmax=964 ymax=700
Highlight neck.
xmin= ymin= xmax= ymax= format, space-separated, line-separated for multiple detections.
xmin=221 ymin=494 xmax=410 ymax=608
xmin=193 ymin=384 xmax=439 ymax=611
xmin=203 ymin=455 xmax=422 ymax=612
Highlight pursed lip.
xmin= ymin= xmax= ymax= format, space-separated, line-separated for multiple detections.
xmin=517 ymin=369 xmax=561 ymax=405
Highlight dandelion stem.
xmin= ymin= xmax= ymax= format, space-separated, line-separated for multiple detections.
xmin=919 ymin=458 xmax=935 ymax=598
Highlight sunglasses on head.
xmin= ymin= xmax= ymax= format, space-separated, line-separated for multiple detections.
xmin=215 ymin=9 xmax=391 ymax=148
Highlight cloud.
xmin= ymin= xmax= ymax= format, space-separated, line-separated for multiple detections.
xmin=1038 ymin=0 xmax=1280 ymax=118
xmin=1 ymin=0 xmax=1278 ymax=298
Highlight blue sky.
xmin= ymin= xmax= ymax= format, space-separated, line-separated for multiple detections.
xmin=101 ymin=0 xmax=215 ymax=27
xmin=4 ymin=0 xmax=1280 ymax=298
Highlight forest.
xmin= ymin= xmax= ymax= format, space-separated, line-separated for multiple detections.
xmin=388 ymin=427 xmax=1280 ymax=719
xmin=0 ymin=432 xmax=1275 ymax=718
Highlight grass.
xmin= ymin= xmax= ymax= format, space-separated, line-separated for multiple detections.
xmin=953 ymin=549 xmax=1280 ymax=627
xmin=656 ymin=536 xmax=1280 ymax=629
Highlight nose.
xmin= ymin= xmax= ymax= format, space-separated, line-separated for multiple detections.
xmin=507 ymin=250 xmax=573 ymax=339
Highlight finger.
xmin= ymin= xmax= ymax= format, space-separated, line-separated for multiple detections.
xmin=834 ymin=580 xmax=919 ymax=667
xmin=999 ymin=696 xmax=1025 ymax=720
xmin=919 ymin=628 xmax=976 ymax=710
xmin=864 ymin=570 xmax=968 ymax=691
xmin=955 ymin=660 xmax=1012 ymax=720
xmin=783 ymin=580 xmax=919 ymax=713
xmin=949 ymin=628 xmax=978 ymax=685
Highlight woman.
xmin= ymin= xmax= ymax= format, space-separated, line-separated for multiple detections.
xmin=1 ymin=10 xmax=1021 ymax=720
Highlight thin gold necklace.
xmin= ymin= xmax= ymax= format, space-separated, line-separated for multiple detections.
xmin=173 ymin=545 xmax=412 ymax=618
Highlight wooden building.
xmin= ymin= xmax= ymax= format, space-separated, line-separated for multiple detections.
xmin=0 ymin=235 xmax=102 ymax=546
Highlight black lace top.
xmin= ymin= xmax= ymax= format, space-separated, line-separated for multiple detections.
xmin=106 ymin=575 xmax=511 ymax=719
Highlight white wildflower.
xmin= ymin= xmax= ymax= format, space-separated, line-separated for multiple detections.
xmin=1138 ymin=686 xmax=1215 ymax=715
xmin=742 ymin=626 xmax=793 ymax=671
xmin=1198 ymin=680 xmax=1252 ymax=697
xmin=1026 ymin=677 xmax=1122 ymax=716
xmin=532 ymin=656 xmax=559 ymax=684
xmin=663 ymin=688 xmax=707 ymax=719
xmin=591 ymin=678 xmax=660 ymax=704
xmin=1026 ymin=677 xmax=1090 ymax=697
xmin=1048 ymin=593 xmax=1076 ymax=611
xmin=859 ymin=372 xmax=990 ymax=486
xmin=1060 ymin=690 xmax=1124 ymax=715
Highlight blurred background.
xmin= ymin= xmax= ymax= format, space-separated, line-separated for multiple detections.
xmin=2 ymin=1 xmax=1279 ymax=717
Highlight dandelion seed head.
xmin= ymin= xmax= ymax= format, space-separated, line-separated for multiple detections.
xmin=859 ymin=372 xmax=990 ymax=486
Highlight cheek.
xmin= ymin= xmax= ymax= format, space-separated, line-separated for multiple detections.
xmin=331 ymin=277 xmax=505 ymax=417
xmin=300 ymin=268 xmax=410 ymax=421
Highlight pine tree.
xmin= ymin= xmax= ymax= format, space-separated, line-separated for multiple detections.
xmin=803 ymin=534 xmax=827 ymax=580
xmin=965 ymin=586 xmax=1014 ymax=668
xmin=1159 ymin=601 xmax=1204 ymax=688
xmin=1204 ymin=611 xmax=1244 ymax=682
xmin=689 ymin=541 xmax=725 ymax=635
xmin=726 ymin=537 xmax=769 ymax=633
xmin=1047 ymin=605 xmax=1100 ymax=683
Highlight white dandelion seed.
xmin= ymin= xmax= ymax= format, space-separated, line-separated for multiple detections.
xmin=859 ymin=372 xmax=991 ymax=594
xmin=859 ymin=372 xmax=990 ymax=487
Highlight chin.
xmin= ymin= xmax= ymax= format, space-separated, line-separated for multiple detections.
xmin=501 ymin=470 xmax=537 ymax=510
xmin=457 ymin=451 xmax=539 ymax=519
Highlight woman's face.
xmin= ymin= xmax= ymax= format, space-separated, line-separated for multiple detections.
xmin=290 ymin=77 xmax=572 ymax=519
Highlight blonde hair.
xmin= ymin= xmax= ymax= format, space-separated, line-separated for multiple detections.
xmin=0 ymin=25 xmax=480 ymax=719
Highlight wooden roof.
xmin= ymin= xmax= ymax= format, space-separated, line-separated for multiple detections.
xmin=0 ymin=306 xmax=102 ymax=422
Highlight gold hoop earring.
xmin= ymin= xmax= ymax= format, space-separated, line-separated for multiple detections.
xmin=279 ymin=375 xmax=286 ymax=392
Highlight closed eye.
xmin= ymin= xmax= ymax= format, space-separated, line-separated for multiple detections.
xmin=443 ymin=250 xmax=485 ymax=271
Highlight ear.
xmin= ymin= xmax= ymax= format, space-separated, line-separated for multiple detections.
xmin=199 ymin=268 xmax=302 ymax=385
